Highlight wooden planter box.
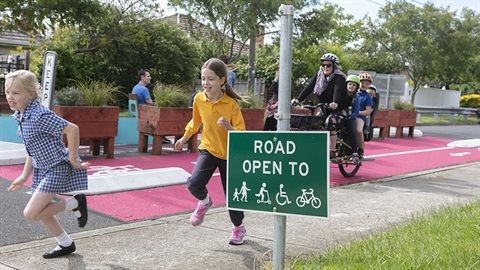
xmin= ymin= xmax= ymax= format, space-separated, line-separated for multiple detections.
xmin=241 ymin=108 xmax=265 ymax=131
xmin=137 ymin=105 xmax=196 ymax=155
xmin=386 ymin=109 xmax=417 ymax=138
xmin=52 ymin=105 xmax=119 ymax=158
xmin=370 ymin=109 xmax=388 ymax=140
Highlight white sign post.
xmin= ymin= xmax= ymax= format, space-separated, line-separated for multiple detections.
xmin=41 ymin=51 xmax=58 ymax=110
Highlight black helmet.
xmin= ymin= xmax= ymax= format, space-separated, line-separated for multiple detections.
xmin=320 ymin=53 xmax=339 ymax=65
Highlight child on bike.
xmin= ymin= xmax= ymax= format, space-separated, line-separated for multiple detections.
xmin=351 ymin=73 xmax=374 ymax=158
xmin=363 ymin=85 xmax=377 ymax=135
xmin=174 ymin=58 xmax=247 ymax=245
xmin=325 ymin=74 xmax=361 ymax=164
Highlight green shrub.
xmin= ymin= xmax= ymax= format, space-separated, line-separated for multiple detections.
xmin=55 ymin=86 xmax=82 ymax=106
xmin=152 ymin=83 xmax=191 ymax=107
xmin=393 ymin=99 xmax=416 ymax=111
xmin=238 ymin=91 xmax=265 ymax=109
xmin=460 ymin=94 xmax=480 ymax=108
xmin=75 ymin=80 xmax=124 ymax=106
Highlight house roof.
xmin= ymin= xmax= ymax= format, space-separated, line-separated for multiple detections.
xmin=0 ymin=30 xmax=41 ymax=48
xmin=162 ymin=13 xmax=252 ymax=55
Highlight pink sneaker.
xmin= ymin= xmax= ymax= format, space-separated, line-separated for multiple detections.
xmin=228 ymin=224 xmax=246 ymax=245
xmin=190 ymin=199 xmax=212 ymax=226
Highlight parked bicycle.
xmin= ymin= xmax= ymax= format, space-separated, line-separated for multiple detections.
xmin=290 ymin=103 xmax=374 ymax=177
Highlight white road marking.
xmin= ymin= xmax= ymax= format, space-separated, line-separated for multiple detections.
xmin=366 ymin=146 xmax=454 ymax=158
xmin=449 ymin=152 xmax=471 ymax=156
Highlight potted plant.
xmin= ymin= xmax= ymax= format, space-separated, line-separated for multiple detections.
xmin=386 ymin=99 xmax=417 ymax=138
xmin=239 ymin=91 xmax=266 ymax=130
xmin=52 ymin=80 xmax=123 ymax=158
xmin=137 ymin=83 xmax=195 ymax=155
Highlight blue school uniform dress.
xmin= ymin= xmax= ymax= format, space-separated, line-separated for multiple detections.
xmin=13 ymin=100 xmax=88 ymax=194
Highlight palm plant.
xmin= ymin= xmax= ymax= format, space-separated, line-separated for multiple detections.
xmin=152 ymin=83 xmax=191 ymax=107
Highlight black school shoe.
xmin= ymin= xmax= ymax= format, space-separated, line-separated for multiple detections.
xmin=42 ymin=242 xmax=76 ymax=259
xmin=73 ymin=194 xmax=88 ymax=228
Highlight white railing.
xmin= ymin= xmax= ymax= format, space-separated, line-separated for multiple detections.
xmin=415 ymin=106 xmax=480 ymax=122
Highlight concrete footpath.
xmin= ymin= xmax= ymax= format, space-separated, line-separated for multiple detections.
xmin=0 ymin=162 xmax=479 ymax=270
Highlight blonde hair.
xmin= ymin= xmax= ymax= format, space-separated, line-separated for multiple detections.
xmin=5 ymin=70 xmax=42 ymax=101
xmin=367 ymin=89 xmax=376 ymax=98
xmin=202 ymin=58 xmax=243 ymax=101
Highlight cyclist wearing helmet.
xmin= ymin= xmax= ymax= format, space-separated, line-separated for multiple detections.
xmin=325 ymin=74 xmax=361 ymax=164
xmin=364 ymin=85 xmax=377 ymax=134
xmin=352 ymin=73 xmax=374 ymax=158
xmin=292 ymin=52 xmax=346 ymax=152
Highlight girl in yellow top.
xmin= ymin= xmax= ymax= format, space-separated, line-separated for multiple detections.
xmin=174 ymin=58 xmax=247 ymax=245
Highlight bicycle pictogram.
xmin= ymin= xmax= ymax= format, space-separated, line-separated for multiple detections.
xmin=296 ymin=188 xmax=321 ymax=208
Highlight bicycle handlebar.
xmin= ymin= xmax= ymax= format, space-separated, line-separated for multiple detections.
xmin=291 ymin=102 xmax=330 ymax=116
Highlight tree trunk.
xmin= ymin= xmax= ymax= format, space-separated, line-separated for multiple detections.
xmin=247 ymin=31 xmax=256 ymax=91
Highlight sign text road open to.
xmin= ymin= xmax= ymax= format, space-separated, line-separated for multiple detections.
xmin=227 ymin=131 xmax=329 ymax=218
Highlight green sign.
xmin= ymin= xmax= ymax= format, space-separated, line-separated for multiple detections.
xmin=227 ymin=131 xmax=329 ymax=218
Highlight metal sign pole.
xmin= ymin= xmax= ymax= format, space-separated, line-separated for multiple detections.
xmin=274 ymin=4 xmax=294 ymax=270
xmin=41 ymin=51 xmax=58 ymax=110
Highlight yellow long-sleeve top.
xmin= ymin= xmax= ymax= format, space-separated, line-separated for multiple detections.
xmin=183 ymin=91 xmax=246 ymax=160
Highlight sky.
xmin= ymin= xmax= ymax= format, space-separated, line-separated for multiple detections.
xmin=159 ymin=0 xmax=480 ymax=21
xmin=158 ymin=0 xmax=480 ymax=43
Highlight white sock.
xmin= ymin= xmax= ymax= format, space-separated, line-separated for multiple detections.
xmin=200 ymin=195 xmax=210 ymax=205
xmin=54 ymin=231 xmax=73 ymax=247
xmin=64 ymin=197 xmax=79 ymax=211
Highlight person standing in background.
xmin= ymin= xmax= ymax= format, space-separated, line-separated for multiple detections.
xmin=263 ymin=66 xmax=280 ymax=130
xmin=219 ymin=54 xmax=236 ymax=88
xmin=132 ymin=69 xmax=153 ymax=105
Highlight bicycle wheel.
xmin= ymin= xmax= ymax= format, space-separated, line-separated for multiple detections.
xmin=339 ymin=161 xmax=360 ymax=177
xmin=311 ymin=197 xmax=322 ymax=209
xmin=337 ymin=128 xmax=360 ymax=177
xmin=296 ymin=196 xmax=306 ymax=207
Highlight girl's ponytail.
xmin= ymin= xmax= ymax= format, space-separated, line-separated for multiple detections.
xmin=224 ymin=83 xmax=243 ymax=101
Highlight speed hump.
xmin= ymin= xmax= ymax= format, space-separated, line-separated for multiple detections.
xmin=227 ymin=131 xmax=329 ymax=218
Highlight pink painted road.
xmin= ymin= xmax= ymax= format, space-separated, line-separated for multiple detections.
xmin=1 ymin=137 xmax=478 ymax=222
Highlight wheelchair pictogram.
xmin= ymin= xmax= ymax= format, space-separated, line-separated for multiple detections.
xmin=275 ymin=184 xmax=291 ymax=206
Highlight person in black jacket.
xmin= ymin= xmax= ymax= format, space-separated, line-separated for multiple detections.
xmin=263 ymin=66 xmax=280 ymax=130
xmin=291 ymin=53 xmax=347 ymax=156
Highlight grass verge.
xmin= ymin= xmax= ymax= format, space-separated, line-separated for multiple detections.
xmin=285 ymin=199 xmax=480 ymax=269
xmin=417 ymin=114 xmax=478 ymax=125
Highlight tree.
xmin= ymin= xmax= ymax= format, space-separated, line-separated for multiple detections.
xmin=361 ymin=0 xmax=479 ymax=104
xmin=168 ymin=0 xmax=319 ymax=91
xmin=293 ymin=2 xmax=362 ymax=48
xmin=169 ymin=0 xmax=317 ymax=60
xmin=0 ymin=0 xmax=104 ymax=34
xmin=31 ymin=2 xmax=201 ymax=105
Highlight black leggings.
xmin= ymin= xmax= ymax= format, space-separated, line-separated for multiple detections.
xmin=187 ymin=150 xmax=244 ymax=226
xmin=325 ymin=111 xmax=358 ymax=153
